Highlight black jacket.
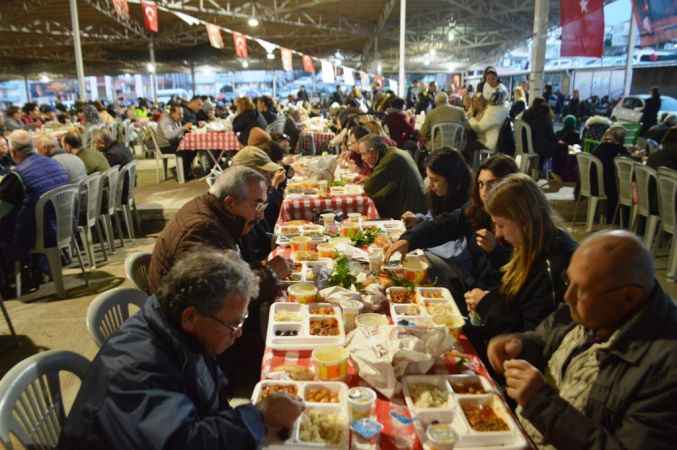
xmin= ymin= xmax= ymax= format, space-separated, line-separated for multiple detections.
xmin=233 ymin=110 xmax=268 ymax=145
xmin=522 ymin=112 xmax=557 ymax=159
xmin=59 ymin=296 xmax=264 ymax=450
xmin=104 ymin=142 xmax=133 ymax=168
xmin=469 ymin=228 xmax=577 ymax=350
xmin=402 ymin=207 xmax=510 ymax=292
xmin=591 ymin=142 xmax=629 ymax=222
xmin=181 ymin=105 xmax=200 ymax=126
xmin=647 ymin=147 xmax=677 ymax=171
xmin=641 ymin=96 xmax=661 ymax=129
xmin=519 ymin=283 xmax=677 ymax=450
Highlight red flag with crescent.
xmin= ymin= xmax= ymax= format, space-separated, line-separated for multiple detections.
xmin=233 ymin=32 xmax=248 ymax=59
xmin=141 ymin=0 xmax=158 ymax=33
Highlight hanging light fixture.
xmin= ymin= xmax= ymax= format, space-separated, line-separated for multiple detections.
xmin=242 ymin=60 xmax=249 ymax=68
xmin=40 ymin=74 xmax=50 ymax=83
xmin=248 ymin=16 xmax=259 ymax=27
xmin=267 ymin=52 xmax=275 ymax=60
xmin=146 ymin=63 xmax=156 ymax=73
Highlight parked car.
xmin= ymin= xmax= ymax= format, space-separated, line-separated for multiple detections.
xmin=611 ymin=95 xmax=677 ymax=123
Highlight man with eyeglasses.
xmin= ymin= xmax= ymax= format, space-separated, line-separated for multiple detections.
xmin=60 ymin=249 xmax=305 ymax=450
xmin=487 ymin=230 xmax=677 ymax=450
xmin=148 ymin=165 xmax=291 ymax=393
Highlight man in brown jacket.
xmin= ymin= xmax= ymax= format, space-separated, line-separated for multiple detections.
xmin=148 ymin=165 xmax=289 ymax=394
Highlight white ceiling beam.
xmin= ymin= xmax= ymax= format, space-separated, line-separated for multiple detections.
xmin=362 ymin=0 xmax=396 ymax=59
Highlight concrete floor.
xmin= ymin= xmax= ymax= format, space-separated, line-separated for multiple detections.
xmin=2 ymin=161 xmax=677 ymax=427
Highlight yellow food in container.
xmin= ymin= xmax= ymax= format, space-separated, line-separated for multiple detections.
xmin=287 ymin=282 xmax=318 ymax=304
xmin=402 ymin=258 xmax=428 ymax=284
xmin=317 ymin=243 xmax=338 ymax=259
xmin=312 ymin=346 xmax=350 ymax=381
xmin=291 ymin=236 xmax=316 ymax=252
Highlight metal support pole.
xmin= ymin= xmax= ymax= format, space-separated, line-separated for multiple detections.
xmin=623 ymin=13 xmax=637 ymax=97
xmin=149 ymin=38 xmax=158 ymax=103
xmin=528 ymin=0 xmax=548 ymax=105
xmin=190 ymin=60 xmax=196 ymax=97
xmin=23 ymin=74 xmax=31 ymax=103
xmin=398 ymin=0 xmax=406 ymax=98
xmin=69 ymin=0 xmax=87 ymax=101
xmin=374 ymin=36 xmax=379 ymax=73
xmin=272 ymin=72 xmax=277 ymax=98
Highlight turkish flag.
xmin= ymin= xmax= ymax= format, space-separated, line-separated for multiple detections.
xmin=281 ymin=48 xmax=293 ymax=71
xmin=560 ymin=0 xmax=605 ymax=57
xmin=206 ymin=24 xmax=224 ymax=49
xmin=112 ymin=0 xmax=129 ymax=20
xmin=233 ymin=32 xmax=248 ymax=59
xmin=141 ymin=0 xmax=158 ymax=33
xmin=302 ymin=55 xmax=315 ymax=73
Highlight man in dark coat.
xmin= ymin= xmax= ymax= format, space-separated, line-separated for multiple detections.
xmin=59 ymin=249 xmax=304 ymax=450
xmin=358 ymin=134 xmax=426 ymax=219
xmin=489 ymin=230 xmax=677 ymax=450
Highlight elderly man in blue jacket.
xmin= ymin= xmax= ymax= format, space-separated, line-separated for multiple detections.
xmin=59 ymin=248 xmax=304 ymax=450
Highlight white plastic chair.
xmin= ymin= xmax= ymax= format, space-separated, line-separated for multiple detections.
xmin=574 ymin=152 xmax=608 ymax=232
xmin=147 ymin=126 xmax=185 ymax=183
xmin=0 ymin=350 xmax=90 ymax=450
xmin=78 ymin=173 xmax=108 ymax=268
xmin=100 ymin=167 xmax=121 ymax=252
xmin=632 ymin=165 xmax=660 ymax=248
xmin=657 ymin=171 xmax=677 ymax=278
xmin=430 ymin=122 xmax=465 ymax=152
xmin=16 ymin=184 xmax=87 ymax=299
xmin=513 ymin=119 xmax=540 ymax=179
xmin=124 ymin=252 xmax=152 ymax=294
xmin=612 ymin=157 xmax=637 ymax=228
xmin=113 ymin=163 xmax=136 ymax=242
xmin=86 ymin=287 xmax=147 ymax=347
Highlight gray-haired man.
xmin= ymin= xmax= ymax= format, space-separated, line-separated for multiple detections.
xmin=148 ymin=165 xmax=290 ymax=392
xmin=60 ymin=249 xmax=304 ymax=450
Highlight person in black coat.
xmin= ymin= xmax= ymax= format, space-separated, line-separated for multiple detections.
xmin=591 ymin=126 xmax=629 ymax=223
xmin=552 ymin=114 xmax=581 ymax=181
xmin=640 ymin=87 xmax=662 ymax=137
xmin=58 ymin=250 xmax=304 ymax=450
xmin=647 ymin=126 xmax=677 ymax=171
xmin=463 ymin=173 xmax=577 ymax=362
xmin=385 ymin=155 xmax=519 ymax=314
xmin=233 ymin=97 xmax=267 ymax=146
xmin=521 ymin=97 xmax=557 ymax=174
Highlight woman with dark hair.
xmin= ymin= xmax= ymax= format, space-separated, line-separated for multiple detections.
xmin=640 ymin=87 xmax=661 ymax=137
xmin=385 ymin=154 xmax=519 ymax=312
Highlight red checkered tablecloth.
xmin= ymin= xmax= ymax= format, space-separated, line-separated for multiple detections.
xmin=297 ymin=131 xmax=336 ymax=153
xmin=278 ymin=194 xmax=379 ymax=222
xmin=260 ymin=332 xmax=533 ymax=450
xmin=177 ymin=131 xmax=241 ymax=152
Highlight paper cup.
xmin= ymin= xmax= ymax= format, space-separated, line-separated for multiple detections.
xmin=339 ymin=299 xmax=364 ymax=331
xmin=321 ymin=212 xmax=336 ymax=227
xmin=312 ymin=346 xmax=350 ymax=381
xmin=348 ymin=387 xmax=377 ymax=421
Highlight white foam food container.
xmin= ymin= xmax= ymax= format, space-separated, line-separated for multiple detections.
xmin=416 ymin=287 xmax=466 ymax=329
xmin=281 ymin=261 xmax=333 ymax=287
xmin=267 ymin=302 xmax=346 ymax=350
xmin=385 ymin=286 xmax=417 ymax=304
xmin=276 ymin=224 xmax=328 ymax=246
xmin=252 ymin=381 xmax=349 ymax=450
xmin=447 ymin=374 xmax=494 ymax=395
xmin=402 ymin=375 xmax=455 ymax=423
xmin=404 ymin=375 xmax=526 ymax=449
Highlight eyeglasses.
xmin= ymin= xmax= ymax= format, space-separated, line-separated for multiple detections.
xmin=563 ymin=274 xmax=645 ymax=298
xmin=204 ymin=312 xmax=249 ymax=333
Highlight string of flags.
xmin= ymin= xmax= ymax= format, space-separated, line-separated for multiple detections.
xmin=114 ymin=0 xmax=395 ymax=90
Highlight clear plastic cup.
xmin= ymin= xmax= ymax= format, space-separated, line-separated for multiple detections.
xmin=389 ymin=410 xmax=416 ymax=449
xmin=321 ymin=212 xmax=336 ymax=227
xmin=340 ymin=299 xmax=364 ymax=332
xmin=368 ymin=245 xmax=384 ymax=274
xmin=348 ymin=387 xmax=377 ymax=421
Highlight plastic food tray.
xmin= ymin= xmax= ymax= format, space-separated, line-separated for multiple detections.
xmin=252 ymin=380 xmax=349 ymax=450
xmin=276 ymin=224 xmax=328 ymax=246
xmin=403 ymin=375 xmax=527 ymax=449
xmin=329 ymin=184 xmax=364 ymax=196
xmin=387 ymin=287 xmax=465 ymax=329
xmin=267 ymin=302 xmax=346 ymax=350
xmin=280 ymin=261 xmax=333 ymax=287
